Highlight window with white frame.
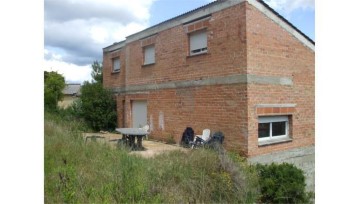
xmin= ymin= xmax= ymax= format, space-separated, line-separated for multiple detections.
xmin=143 ymin=45 xmax=155 ymax=65
xmin=112 ymin=58 xmax=120 ymax=72
xmin=258 ymin=116 xmax=289 ymax=141
xmin=189 ymin=29 xmax=207 ymax=55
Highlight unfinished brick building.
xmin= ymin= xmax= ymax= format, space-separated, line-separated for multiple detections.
xmin=102 ymin=0 xmax=315 ymax=157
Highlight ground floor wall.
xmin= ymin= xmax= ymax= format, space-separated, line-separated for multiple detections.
xmin=116 ymin=84 xmax=249 ymax=154
xmin=114 ymin=82 xmax=314 ymax=157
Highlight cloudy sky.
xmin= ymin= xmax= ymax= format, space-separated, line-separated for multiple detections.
xmin=44 ymin=0 xmax=315 ymax=84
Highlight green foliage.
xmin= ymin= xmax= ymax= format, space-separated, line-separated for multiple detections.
xmin=45 ymin=111 xmax=260 ymax=203
xmin=91 ymin=60 xmax=103 ymax=84
xmin=256 ymin=162 xmax=314 ymax=203
xmin=44 ymin=71 xmax=65 ymax=110
xmin=76 ymin=81 xmax=117 ymax=131
xmin=63 ymin=60 xmax=116 ymax=131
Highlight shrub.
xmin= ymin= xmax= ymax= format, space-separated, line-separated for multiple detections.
xmin=44 ymin=71 xmax=65 ymax=110
xmin=255 ymin=162 xmax=313 ymax=203
xmin=76 ymin=82 xmax=117 ymax=131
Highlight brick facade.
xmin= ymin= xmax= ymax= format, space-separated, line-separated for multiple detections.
xmin=103 ymin=0 xmax=315 ymax=157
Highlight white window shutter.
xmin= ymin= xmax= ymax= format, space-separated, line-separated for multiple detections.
xmin=144 ymin=45 xmax=155 ymax=64
xmin=190 ymin=30 xmax=207 ymax=51
xmin=113 ymin=58 xmax=120 ymax=71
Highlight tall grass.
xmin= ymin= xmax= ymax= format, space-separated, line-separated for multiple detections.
xmin=45 ymin=111 xmax=259 ymax=203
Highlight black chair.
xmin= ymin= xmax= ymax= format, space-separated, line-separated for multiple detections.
xmin=180 ymin=127 xmax=194 ymax=148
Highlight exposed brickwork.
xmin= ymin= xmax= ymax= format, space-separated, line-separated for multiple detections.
xmin=256 ymin=107 xmax=295 ymax=115
xmin=103 ymin=49 xmax=126 ymax=89
xmin=102 ymin=1 xmax=314 ymax=157
xmin=184 ymin=18 xmax=210 ymax=33
xmin=116 ymin=85 xmax=248 ymax=154
xmin=141 ymin=35 xmax=157 ymax=47
xmin=246 ymin=2 xmax=315 ymax=156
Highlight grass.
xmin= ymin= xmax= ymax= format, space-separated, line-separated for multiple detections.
xmin=45 ymin=111 xmax=260 ymax=203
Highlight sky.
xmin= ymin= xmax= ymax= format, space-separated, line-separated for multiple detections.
xmin=44 ymin=0 xmax=315 ymax=84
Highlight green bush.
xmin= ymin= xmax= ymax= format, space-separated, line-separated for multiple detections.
xmin=44 ymin=71 xmax=65 ymax=110
xmin=255 ymin=162 xmax=313 ymax=203
xmin=75 ymin=82 xmax=117 ymax=131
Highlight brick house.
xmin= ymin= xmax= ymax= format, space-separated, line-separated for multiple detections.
xmin=102 ymin=0 xmax=314 ymax=157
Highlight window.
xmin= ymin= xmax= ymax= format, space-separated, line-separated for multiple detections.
xmin=189 ymin=29 xmax=207 ymax=56
xmin=112 ymin=58 xmax=120 ymax=72
xmin=258 ymin=116 xmax=289 ymax=141
xmin=143 ymin=45 xmax=155 ymax=65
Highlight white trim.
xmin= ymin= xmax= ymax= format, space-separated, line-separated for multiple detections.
xmin=247 ymin=0 xmax=314 ymax=52
xmin=258 ymin=115 xmax=289 ymax=142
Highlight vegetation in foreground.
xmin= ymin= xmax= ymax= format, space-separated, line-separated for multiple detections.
xmin=45 ymin=111 xmax=260 ymax=203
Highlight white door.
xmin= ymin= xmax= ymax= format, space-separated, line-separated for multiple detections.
xmin=132 ymin=101 xmax=147 ymax=128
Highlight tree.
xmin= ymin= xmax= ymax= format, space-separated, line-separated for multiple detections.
xmin=91 ymin=60 xmax=103 ymax=84
xmin=44 ymin=71 xmax=65 ymax=110
xmin=69 ymin=60 xmax=117 ymax=131
xmin=77 ymin=82 xmax=117 ymax=131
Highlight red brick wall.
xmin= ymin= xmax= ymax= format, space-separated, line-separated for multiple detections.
xmin=120 ymin=3 xmax=247 ymax=87
xmin=120 ymin=85 xmax=248 ymax=154
xmin=103 ymin=49 xmax=126 ymax=89
xmin=103 ymin=2 xmax=314 ymax=156
xmin=245 ymin=2 xmax=315 ymax=156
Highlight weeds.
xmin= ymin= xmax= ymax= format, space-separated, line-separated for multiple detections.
xmin=45 ymin=111 xmax=259 ymax=203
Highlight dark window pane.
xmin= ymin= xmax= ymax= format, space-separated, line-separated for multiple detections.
xmin=272 ymin=122 xmax=286 ymax=136
xmin=258 ymin=123 xmax=270 ymax=138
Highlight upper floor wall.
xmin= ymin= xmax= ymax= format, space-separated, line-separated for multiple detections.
xmin=103 ymin=0 xmax=248 ymax=89
xmin=103 ymin=0 xmax=315 ymax=90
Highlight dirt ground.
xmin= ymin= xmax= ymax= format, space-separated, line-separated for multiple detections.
xmin=82 ymin=132 xmax=189 ymax=158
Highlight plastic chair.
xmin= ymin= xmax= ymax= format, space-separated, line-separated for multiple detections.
xmin=192 ymin=129 xmax=211 ymax=149
xmin=141 ymin=124 xmax=150 ymax=140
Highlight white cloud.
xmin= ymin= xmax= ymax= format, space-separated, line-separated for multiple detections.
xmin=264 ymin=0 xmax=315 ymax=14
xmin=44 ymin=0 xmax=157 ymax=83
xmin=44 ymin=54 xmax=92 ymax=83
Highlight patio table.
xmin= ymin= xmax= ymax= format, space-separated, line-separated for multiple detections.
xmin=115 ymin=128 xmax=149 ymax=150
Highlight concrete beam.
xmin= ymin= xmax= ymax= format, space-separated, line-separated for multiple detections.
xmin=256 ymin=104 xmax=297 ymax=108
xmin=112 ymin=74 xmax=293 ymax=94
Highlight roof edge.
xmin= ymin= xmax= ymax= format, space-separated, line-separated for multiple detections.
xmin=103 ymin=40 xmax=126 ymax=52
xmin=103 ymin=0 xmax=314 ymax=52
xmin=125 ymin=0 xmax=244 ymax=43
xmin=249 ymin=0 xmax=315 ymax=51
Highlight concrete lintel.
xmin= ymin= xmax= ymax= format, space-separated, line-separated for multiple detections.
xmin=247 ymin=74 xmax=293 ymax=86
xmin=112 ymin=74 xmax=293 ymax=94
xmin=256 ymin=104 xmax=297 ymax=108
